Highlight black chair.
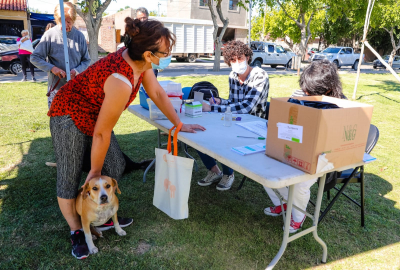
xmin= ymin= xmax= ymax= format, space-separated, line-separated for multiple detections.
xmin=310 ymin=124 xmax=379 ymax=227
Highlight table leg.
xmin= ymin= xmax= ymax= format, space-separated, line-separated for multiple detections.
xmin=266 ymin=185 xmax=294 ymax=270
xmin=312 ymin=174 xmax=328 ymax=263
xmin=143 ymin=159 xmax=156 ymax=183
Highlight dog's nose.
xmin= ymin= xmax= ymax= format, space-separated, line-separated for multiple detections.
xmin=100 ymin=195 xmax=108 ymax=202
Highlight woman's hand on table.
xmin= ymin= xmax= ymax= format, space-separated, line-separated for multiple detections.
xmin=51 ymin=66 xmax=66 ymax=78
xmin=181 ymin=123 xmax=206 ymax=133
xmin=70 ymin=69 xmax=77 ymax=80
xmin=202 ymin=102 xmax=211 ymax=112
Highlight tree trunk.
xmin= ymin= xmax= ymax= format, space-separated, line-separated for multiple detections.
xmin=385 ymin=27 xmax=400 ymax=68
xmin=208 ymin=0 xmax=229 ymax=72
xmin=87 ymin=28 xmax=99 ymax=64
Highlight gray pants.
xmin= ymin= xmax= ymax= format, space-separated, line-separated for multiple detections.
xmin=50 ymin=115 xmax=125 ymax=199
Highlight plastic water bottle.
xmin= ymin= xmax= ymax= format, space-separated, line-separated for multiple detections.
xmin=224 ymin=106 xmax=232 ymax=127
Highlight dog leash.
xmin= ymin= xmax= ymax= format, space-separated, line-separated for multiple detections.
xmin=46 ymin=77 xmax=61 ymax=97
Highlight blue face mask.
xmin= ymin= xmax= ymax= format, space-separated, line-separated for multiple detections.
xmin=151 ymin=53 xmax=172 ymax=70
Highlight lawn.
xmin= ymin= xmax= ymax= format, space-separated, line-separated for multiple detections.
xmin=0 ymin=73 xmax=399 ymax=269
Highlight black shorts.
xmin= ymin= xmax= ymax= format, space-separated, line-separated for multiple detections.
xmin=50 ymin=115 xmax=125 ymax=199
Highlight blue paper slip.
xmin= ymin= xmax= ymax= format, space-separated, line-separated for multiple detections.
xmin=363 ymin=153 xmax=376 ymax=163
xmin=231 ymin=143 xmax=266 ymax=156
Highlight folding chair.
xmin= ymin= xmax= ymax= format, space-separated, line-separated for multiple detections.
xmin=310 ymin=124 xmax=379 ymax=227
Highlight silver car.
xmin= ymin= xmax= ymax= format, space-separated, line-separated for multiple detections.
xmin=0 ymin=36 xmax=19 ymax=52
xmin=373 ymin=55 xmax=400 ymax=69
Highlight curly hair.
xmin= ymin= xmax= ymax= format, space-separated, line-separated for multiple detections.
xmin=299 ymin=59 xmax=344 ymax=98
xmin=222 ymin=40 xmax=253 ymax=66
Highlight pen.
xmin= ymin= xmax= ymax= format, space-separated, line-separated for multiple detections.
xmin=210 ymin=90 xmax=217 ymax=104
xmin=237 ymin=136 xmax=265 ymax=140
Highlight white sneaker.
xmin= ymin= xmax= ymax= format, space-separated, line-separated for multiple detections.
xmin=198 ymin=171 xmax=223 ymax=186
xmin=216 ymin=174 xmax=235 ymax=191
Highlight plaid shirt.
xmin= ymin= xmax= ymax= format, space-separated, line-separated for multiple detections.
xmin=211 ymin=67 xmax=269 ymax=118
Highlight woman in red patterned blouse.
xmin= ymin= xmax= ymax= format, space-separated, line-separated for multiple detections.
xmin=48 ymin=18 xmax=205 ymax=259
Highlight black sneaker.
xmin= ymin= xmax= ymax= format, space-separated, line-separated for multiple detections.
xmin=70 ymin=230 xmax=89 ymax=259
xmin=32 ymin=77 xmax=37 ymax=82
xmin=96 ymin=217 xmax=133 ymax=231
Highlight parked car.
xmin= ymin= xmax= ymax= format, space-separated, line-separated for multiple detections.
xmin=373 ymin=55 xmax=400 ymax=69
xmin=0 ymin=39 xmax=40 ymax=74
xmin=250 ymin=41 xmax=296 ymax=68
xmin=307 ymin=47 xmax=319 ymax=55
xmin=0 ymin=35 xmax=19 ymax=52
xmin=312 ymin=47 xmax=364 ymax=70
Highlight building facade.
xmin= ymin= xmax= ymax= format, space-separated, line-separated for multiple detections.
xmin=0 ymin=0 xmax=29 ymax=36
xmin=167 ymin=0 xmax=248 ymax=43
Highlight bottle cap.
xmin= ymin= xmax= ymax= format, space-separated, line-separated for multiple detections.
xmin=226 ymin=106 xmax=231 ymax=112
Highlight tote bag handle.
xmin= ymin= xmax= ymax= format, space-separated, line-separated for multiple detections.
xmin=167 ymin=122 xmax=183 ymax=156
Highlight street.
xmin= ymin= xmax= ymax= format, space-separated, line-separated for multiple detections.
xmin=0 ymin=58 xmax=397 ymax=83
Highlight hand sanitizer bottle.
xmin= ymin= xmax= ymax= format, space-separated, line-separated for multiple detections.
xmin=224 ymin=106 xmax=232 ymax=127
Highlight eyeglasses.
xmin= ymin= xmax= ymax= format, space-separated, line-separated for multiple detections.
xmin=138 ymin=17 xmax=148 ymax=22
xmin=153 ymin=51 xmax=170 ymax=57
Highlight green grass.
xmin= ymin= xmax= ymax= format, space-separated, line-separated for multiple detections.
xmin=1 ymin=73 xmax=399 ymax=269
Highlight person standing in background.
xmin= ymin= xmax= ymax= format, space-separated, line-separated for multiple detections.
xmin=135 ymin=7 xmax=158 ymax=77
xmin=31 ymin=2 xmax=91 ymax=109
xmin=17 ymin=30 xmax=36 ymax=82
xmin=45 ymin=22 xmax=55 ymax=32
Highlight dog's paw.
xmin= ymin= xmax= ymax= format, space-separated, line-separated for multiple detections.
xmin=89 ymin=246 xmax=99 ymax=254
xmin=116 ymin=229 xmax=126 ymax=236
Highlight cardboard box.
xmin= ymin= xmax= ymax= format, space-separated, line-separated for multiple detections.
xmin=266 ymin=96 xmax=373 ymax=174
xmin=185 ymin=101 xmax=202 ymax=118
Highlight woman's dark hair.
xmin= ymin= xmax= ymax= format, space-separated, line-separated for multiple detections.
xmin=299 ymin=59 xmax=344 ymax=98
xmin=124 ymin=17 xmax=175 ymax=61
xmin=222 ymin=40 xmax=253 ymax=66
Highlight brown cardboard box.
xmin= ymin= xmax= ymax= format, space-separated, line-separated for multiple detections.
xmin=266 ymin=96 xmax=373 ymax=174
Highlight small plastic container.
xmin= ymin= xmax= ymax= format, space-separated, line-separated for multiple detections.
xmin=224 ymin=107 xmax=232 ymax=127
xmin=166 ymin=82 xmax=183 ymax=99
xmin=147 ymin=98 xmax=182 ymax=120
xmin=139 ymin=87 xmax=150 ymax=110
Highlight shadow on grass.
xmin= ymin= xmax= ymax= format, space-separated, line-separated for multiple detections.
xmin=1 ymin=132 xmax=400 ymax=269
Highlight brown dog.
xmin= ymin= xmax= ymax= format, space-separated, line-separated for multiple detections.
xmin=76 ymin=176 xmax=126 ymax=254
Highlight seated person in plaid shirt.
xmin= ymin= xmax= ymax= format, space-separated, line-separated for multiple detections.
xmin=198 ymin=40 xmax=269 ymax=191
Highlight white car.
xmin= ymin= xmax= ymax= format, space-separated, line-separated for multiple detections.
xmin=312 ymin=47 xmax=363 ymax=70
xmin=373 ymin=55 xmax=400 ymax=69
xmin=250 ymin=41 xmax=296 ymax=68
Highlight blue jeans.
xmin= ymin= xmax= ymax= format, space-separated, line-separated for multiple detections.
xmin=196 ymin=150 xmax=233 ymax=175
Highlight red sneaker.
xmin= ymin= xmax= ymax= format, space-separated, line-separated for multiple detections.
xmin=264 ymin=204 xmax=287 ymax=216
xmin=283 ymin=215 xmax=306 ymax=233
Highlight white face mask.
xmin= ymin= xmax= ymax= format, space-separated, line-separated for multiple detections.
xmin=231 ymin=60 xmax=248 ymax=74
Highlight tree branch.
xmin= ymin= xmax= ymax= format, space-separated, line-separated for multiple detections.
xmin=276 ymin=0 xmax=302 ymax=28
xmin=208 ymin=0 xmax=219 ymax=42
xmin=215 ymin=0 xmax=229 ymax=42
xmin=96 ymin=0 xmax=112 ymax=19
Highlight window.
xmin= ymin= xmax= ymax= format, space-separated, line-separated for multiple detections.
xmin=275 ymin=45 xmax=285 ymax=53
xmin=345 ymin=48 xmax=352 ymax=54
xmin=199 ymin=0 xmax=208 ymax=6
xmin=229 ymin=0 xmax=239 ymax=11
xmin=268 ymin=45 xmax=274 ymax=53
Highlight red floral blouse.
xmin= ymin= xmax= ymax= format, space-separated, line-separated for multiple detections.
xmin=48 ymin=48 xmax=143 ymax=136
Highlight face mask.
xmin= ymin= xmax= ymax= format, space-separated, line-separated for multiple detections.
xmin=231 ymin=60 xmax=248 ymax=74
xmin=151 ymin=53 xmax=172 ymax=70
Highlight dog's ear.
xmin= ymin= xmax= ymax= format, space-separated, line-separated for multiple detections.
xmin=82 ymin=183 xmax=90 ymax=199
xmin=112 ymin=178 xmax=121 ymax=194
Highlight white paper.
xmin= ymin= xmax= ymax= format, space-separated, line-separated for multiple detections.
xmin=316 ymin=153 xmax=334 ymax=174
xmin=194 ymin=92 xmax=204 ymax=102
xmin=231 ymin=143 xmax=266 ymax=156
xmin=277 ymin=123 xmax=303 ymax=143
xmin=236 ymin=121 xmax=267 ymax=137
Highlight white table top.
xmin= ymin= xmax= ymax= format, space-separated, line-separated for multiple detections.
xmin=128 ymin=105 xmax=365 ymax=189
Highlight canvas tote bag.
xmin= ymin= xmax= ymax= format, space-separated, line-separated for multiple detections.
xmin=153 ymin=123 xmax=194 ymax=219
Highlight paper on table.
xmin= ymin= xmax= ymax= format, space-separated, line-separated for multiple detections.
xmin=363 ymin=153 xmax=376 ymax=163
xmin=231 ymin=143 xmax=266 ymax=156
xmin=236 ymin=121 xmax=267 ymax=137
xmin=277 ymin=123 xmax=303 ymax=143
xmin=316 ymin=153 xmax=334 ymax=174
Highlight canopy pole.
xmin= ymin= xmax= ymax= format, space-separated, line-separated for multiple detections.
xmin=59 ymin=0 xmax=71 ymax=81
xmin=352 ymin=0 xmax=375 ymax=100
